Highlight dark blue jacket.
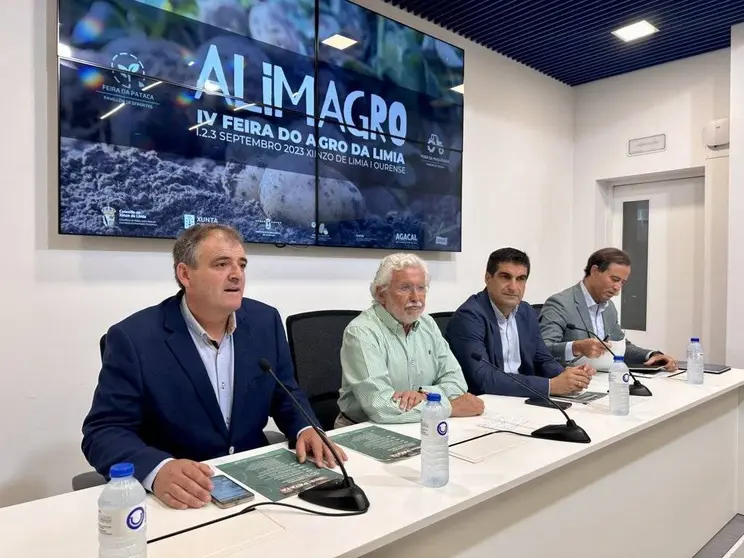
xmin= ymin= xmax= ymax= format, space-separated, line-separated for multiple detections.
xmin=446 ymin=290 xmax=563 ymax=397
xmin=82 ymin=293 xmax=314 ymax=482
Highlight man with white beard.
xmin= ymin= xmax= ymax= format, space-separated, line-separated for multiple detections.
xmin=335 ymin=253 xmax=484 ymax=427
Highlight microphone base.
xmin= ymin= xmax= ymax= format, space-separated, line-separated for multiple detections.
xmin=297 ymin=477 xmax=370 ymax=512
xmin=630 ymin=381 xmax=653 ymax=397
xmin=531 ymin=420 xmax=591 ymax=444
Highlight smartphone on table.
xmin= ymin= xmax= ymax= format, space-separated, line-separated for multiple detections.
xmin=210 ymin=474 xmax=255 ymax=509
xmin=524 ymin=397 xmax=572 ymax=410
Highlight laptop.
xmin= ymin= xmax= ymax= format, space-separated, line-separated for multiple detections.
xmin=675 ymin=361 xmax=731 ymax=374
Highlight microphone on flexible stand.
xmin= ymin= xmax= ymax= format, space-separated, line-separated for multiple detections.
xmin=566 ymin=324 xmax=652 ymax=397
xmin=258 ymin=358 xmax=369 ymax=512
xmin=470 ymin=353 xmax=590 ymax=444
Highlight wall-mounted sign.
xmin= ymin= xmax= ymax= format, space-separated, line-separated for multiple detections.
xmin=627 ymin=134 xmax=666 ymax=156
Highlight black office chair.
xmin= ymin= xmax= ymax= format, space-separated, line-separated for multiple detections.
xmin=72 ymin=471 xmax=106 ymax=491
xmin=531 ymin=303 xmax=544 ymax=317
xmin=72 ymin=334 xmax=109 ymax=491
xmin=429 ymin=311 xmax=454 ymax=336
xmin=286 ymin=310 xmax=361 ymax=431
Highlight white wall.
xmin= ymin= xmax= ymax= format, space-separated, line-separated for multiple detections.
xmin=574 ymin=48 xmax=730 ymax=255
xmin=573 ymin=49 xmax=732 ymax=361
xmin=0 ymin=0 xmax=574 ymax=506
xmin=727 ymin=23 xmax=744 ymax=368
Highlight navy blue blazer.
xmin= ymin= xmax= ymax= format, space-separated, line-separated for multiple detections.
xmin=82 ymin=293 xmax=315 ymax=482
xmin=445 ymin=290 xmax=564 ymax=397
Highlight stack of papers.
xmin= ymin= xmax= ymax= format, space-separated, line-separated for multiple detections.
xmin=449 ymin=434 xmax=528 ymax=463
xmin=478 ymin=414 xmax=532 ymax=432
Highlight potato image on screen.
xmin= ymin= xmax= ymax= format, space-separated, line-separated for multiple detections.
xmin=259 ymin=157 xmax=365 ymax=225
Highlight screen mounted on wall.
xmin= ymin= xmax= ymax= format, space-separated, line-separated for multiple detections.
xmin=57 ymin=0 xmax=464 ymax=251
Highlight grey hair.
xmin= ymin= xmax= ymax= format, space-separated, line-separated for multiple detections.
xmin=370 ymin=253 xmax=430 ymax=301
xmin=172 ymin=223 xmax=244 ymax=289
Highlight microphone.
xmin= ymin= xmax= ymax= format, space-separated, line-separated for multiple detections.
xmin=470 ymin=353 xmax=590 ymax=444
xmin=258 ymin=358 xmax=369 ymax=512
xmin=566 ymin=324 xmax=652 ymax=397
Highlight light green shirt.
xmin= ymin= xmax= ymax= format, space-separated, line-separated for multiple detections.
xmin=338 ymin=304 xmax=468 ymax=423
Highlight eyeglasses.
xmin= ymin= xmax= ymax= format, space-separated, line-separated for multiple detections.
xmin=395 ymin=284 xmax=429 ymax=295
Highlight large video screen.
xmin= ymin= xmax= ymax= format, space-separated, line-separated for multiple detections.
xmin=57 ymin=0 xmax=464 ymax=251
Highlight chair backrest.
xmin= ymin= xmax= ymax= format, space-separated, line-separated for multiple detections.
xmin=286 ymin=310 xmax=361 ymax=431
xmin=429 ymin=311 xmax=454 ymax=336
xmin=531 ymin=303 xmax=544 ymax=317
xmin=72 ymin=471 xmax=106 ymax=491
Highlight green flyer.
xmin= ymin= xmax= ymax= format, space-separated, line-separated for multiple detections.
xmin=217 ymin=448 xmax=343 ymax=502
xmin=331 ymin=425 xmax=421 ymax=463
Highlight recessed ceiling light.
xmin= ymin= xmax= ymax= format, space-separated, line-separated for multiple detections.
xmin=450 ymin=84 xmax=464 ymax=94
xmin=321 ymin=34 xmax=358 ymax=50
xmin=187 ymin=61 xmax=195 ymax=67
xmin=611 ymin=20 xmax=658 ymax=42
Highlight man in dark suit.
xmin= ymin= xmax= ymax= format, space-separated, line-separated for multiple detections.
xmin=446 ymin=248 xmax=595 ymax=398
xmin=82 ymin=224 xmax=346 ymax=510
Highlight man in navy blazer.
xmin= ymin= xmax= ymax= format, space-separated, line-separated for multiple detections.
xmin=446 ymin=248 xmax=595 ymax=398
xmin=82 ymin=224 xmax=346 ymax=510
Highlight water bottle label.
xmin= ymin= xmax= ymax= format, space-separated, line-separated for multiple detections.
xmin=421 ymin=422 xmax=430 ymax=437
xmin=422 ymin=420 xmax=449 ymax=438
xmin=437 ymin=421 xmax=449 ymax=436
xmin=98 ymin=505 xmax=146 ymax=537
xmin=612 ymin=370 xmax=630 ymax=385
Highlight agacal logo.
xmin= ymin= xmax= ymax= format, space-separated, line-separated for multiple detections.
xmin=111 ymin=52 xmax=146 ymax=90
xmin=395 ymin=233 xmax=418 ymax=242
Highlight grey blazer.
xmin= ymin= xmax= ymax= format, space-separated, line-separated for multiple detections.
xmin=538 ymin=282 xmax=654 ymax=366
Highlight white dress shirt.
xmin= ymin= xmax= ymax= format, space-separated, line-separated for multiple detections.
xmin=489 ymin=299 xmax=521 ymax=374
xmin=565 ymin=281 xmax=609 ymax=362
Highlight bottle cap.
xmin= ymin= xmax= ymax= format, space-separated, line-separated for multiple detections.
xmin=109 ymin=463 xmax=135 ymax=479
xmin=426 ymin=393 xmax=441 ymax=402
xmin=691 ymin=337 xmax=700 ymax=342
xmin=613 ymin=355 xmax=624 ymax=362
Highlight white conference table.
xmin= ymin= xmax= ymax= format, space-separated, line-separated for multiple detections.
xmin=2 ymin=370 xmax=744 ymax=558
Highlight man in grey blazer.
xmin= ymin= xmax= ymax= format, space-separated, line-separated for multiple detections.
xmin=539 ymin=248 xmax=677 ymax=370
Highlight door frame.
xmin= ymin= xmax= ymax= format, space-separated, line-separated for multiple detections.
xmin=611 ymin=178 xmax=704 ymax=357
xmin=597 ymin=167 xmax=705 ymax=251
xmin=594 ymin=164 xmax=730 ymax=362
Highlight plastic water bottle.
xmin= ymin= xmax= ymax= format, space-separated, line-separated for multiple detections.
xmin=687 ymin=337 xmax=705 ymax=385
xmin=98 ymin=463 xmax=147 ymax=558
xmin=609 ymin=355 xmax=630 ymax=416
xmin=420 ymin=393 xmax=449 ymax=487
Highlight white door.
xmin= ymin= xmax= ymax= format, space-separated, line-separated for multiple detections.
xmin=612 ymin=178 xmax=704 ymax=360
